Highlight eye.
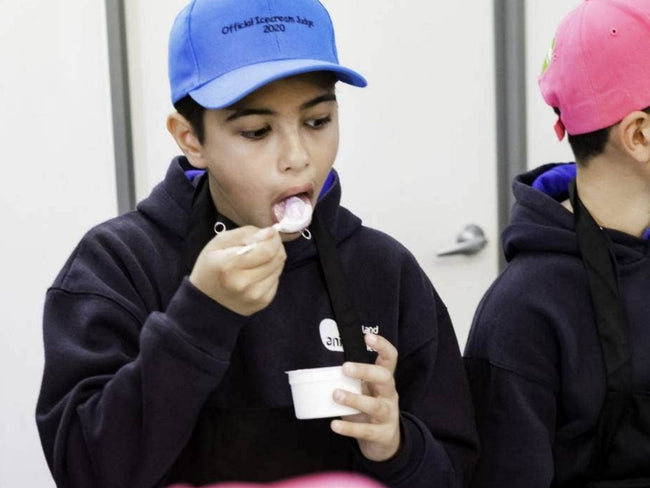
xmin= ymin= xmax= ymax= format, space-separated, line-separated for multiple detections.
xmin=241 ymin=126 xmax=271 ymax=140
xmin=305 ymin=116 xmax=332 ymax=129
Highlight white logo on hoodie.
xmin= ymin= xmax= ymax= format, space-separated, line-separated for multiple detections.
xmin=319 ymin=318 xmax=378 ymax=352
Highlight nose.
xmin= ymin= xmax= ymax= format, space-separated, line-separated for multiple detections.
xmin=278 ymin=129 xmax=309 ymax=172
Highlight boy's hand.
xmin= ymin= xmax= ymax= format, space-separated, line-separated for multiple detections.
xmin=330 ymin=334 xmax=401 ymax=462
xmin=189 ymin=226 xmax=286 ymax=316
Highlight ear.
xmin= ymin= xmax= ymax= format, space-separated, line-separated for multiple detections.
xmin=166 ymin=112 xmax=207 ymax=169
xmin=616 ymin=110 xmax=650 ymax=164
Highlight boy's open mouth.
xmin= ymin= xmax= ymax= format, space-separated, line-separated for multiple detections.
xmin=272 ymin=192 xmax=313 ymax=231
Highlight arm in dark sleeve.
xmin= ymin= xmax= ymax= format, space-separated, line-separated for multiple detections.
xmin=36 ymin=277 xmax=246 ymax=488
xmin=355 ymin=278 xmax=479 ymax=488
xmin=464 ymin=359 xmax=556 ymax=488
xmin=463 ymin=270 xmax=561 ymax=488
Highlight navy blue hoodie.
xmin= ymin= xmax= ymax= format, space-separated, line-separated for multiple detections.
xmin=464 ymin=163 xmax=650 ymax=487
xmin=36 ymin=157 xmax=478 ymax=488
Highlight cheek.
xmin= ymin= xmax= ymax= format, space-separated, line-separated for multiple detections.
xmin=209 ymin=135 xmax=258 ymax=164
xmin=313 ymin=126 xmax=339 ymax=167
xmin=313 ymin=132 xmax=339 ymax=198
xmin=328 ymin=119 xmax=340 ymax=159
xmin=203 ymin=136 xmax=267 ymax=184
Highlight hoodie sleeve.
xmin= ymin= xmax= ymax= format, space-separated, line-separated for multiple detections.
xmin=353 ymin=257 xmax=479 ymax=488
xmin=36 ymin=232 xmax=247 ymax=488
xmin=463 ymin=266 xmax=562 ymax=488
xmin=463 ymin=358 xmax=556 ymax=488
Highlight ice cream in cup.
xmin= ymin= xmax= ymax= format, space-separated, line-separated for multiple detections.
xmin=286 ymin=365 xmax=361 ymax=420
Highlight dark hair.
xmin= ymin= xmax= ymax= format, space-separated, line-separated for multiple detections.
xmin=174 ymin=95 xmax=207 ymax=145
xmin=567 ymin=129 xmax=612 ymax=166
xmin=556 ymin=106 xmax=650 ymax=166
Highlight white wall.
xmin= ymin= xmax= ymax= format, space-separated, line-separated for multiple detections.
xmin=0 ymin=1 xmax=117 ymax=486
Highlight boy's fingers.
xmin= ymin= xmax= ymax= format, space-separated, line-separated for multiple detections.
xmin=333 ymin=389 xmax=392 ymax=423
xmin=234 ymin=234 xmax=285 ymax=271
xmin=206 ymin=228 xmax=283 ymax=272
xmin=224 ymin=249 xmax=286 ymax=290
xmin=330 ymin=418 xmax=396 ymax=445
xmin=234 ymin=243 xmax=257 ymax=255
xmin=365 ymin=334 xmax=398 ymax=373
xmin=241 ymin=226 xmax=276 ymax=246
xmin=342 ymin=362 xmax=397 ymax=399
xmin=249 ymin=267 xmax=284 ymax=306
xmin=231 ymin=272 xmax=281 ymax=311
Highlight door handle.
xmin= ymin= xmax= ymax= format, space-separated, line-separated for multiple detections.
xmin=437 ymin=224 xmax=487 ymax=257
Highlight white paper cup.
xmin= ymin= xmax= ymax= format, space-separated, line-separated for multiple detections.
xmin=286 ymin=366 xmax=362 ymax=419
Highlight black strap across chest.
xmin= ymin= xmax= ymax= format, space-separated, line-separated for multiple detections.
xmin=569 ymin=180 xmax=650 ymax=484
xmin=569 ymin=180 xmax=633 ymax=394
xmin=310 ymin=209 xmax=373 ymax=364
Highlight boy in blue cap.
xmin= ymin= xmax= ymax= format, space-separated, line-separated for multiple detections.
xmin=36 ymin=1 xmax=478 ymax=487
xmin=465 ymin=0 xmax=650 ymax=486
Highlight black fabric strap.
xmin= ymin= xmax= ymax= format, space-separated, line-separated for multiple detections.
xmin=569 ymin=180 xmax=633 ymax=475
xmin=182 ymin=174 xmax=217 ymax=275
xmin=569 ymin=180 xmax=633 ymax=392
xmin=310 ymin=210 xmax=372 ymax=364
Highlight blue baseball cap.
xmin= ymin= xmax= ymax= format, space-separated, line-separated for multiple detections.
xmin=168 ymin=0 xmax=367 ymax=108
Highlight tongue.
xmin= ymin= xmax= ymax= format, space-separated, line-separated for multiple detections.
xmin=273 ymin=196 xmax=313 ymax=233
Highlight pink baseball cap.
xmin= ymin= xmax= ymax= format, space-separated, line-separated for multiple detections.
xmin=538 ymin=0 xmax=650 ymax=140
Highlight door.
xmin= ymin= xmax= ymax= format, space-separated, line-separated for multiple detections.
xmin=322 ymin=1 xmax=498 ymax=348
xmin=125 ymin=0 xmax=498 ymax=348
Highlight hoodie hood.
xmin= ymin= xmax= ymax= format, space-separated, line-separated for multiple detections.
xmin=503 ymin=163 xmax=650 ymax=263
xmin=503 ymin=163 xmax=579 ymax=262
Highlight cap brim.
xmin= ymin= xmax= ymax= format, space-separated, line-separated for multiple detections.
xmin=188 ymin=58 xmax=367 ymax=109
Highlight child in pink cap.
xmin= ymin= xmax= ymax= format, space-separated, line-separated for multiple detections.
xmin=465 ymin=0 xmax=650 ymax=486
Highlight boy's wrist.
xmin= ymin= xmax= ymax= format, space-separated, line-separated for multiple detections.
xmin=354 ymin=415 xmax=413 ymax=480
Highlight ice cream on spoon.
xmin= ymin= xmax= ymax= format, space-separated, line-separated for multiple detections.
xmin=272 ymin=195 xmax=313 ymax=233
xmin=234 ymin=195 xmax=313 ymax=255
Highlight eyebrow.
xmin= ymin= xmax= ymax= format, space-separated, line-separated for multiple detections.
xmin=224 ymin=92 xmax=337 ymax=122
xmin=225 ymin=108 xmax=274 ymax=122
xmin=300 ymin=93 xmax=337 ymax=110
